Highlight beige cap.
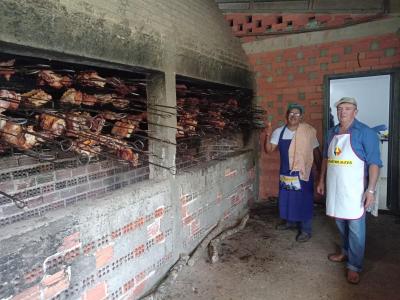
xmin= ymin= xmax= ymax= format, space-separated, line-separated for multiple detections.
xmin=334 ymin=97 xmax=357 ymax=107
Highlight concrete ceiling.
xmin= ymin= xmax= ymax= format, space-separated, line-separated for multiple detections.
xmin=215 ymin=0 xmax=392 ymax=13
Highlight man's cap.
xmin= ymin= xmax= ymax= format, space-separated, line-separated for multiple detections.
xmin=287 ymin=103 xmax=304 ymax=114
xmin=334 ymin=97 xmax=357 ymax=107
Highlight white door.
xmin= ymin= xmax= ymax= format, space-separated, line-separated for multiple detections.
xmin=329 ymin=75 xmax=390 ymax=210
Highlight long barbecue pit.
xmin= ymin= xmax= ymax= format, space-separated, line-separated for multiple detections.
xmin=0 ymin=52 xmax=264 ymax=217
xmin=175 ymin=78 xmax=265 ymax=171
xmin=0 ymin=52 xmax=173 ymax=210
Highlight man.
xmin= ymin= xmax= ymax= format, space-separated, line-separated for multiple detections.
xmin=317 ymin=97 xmax=381 ymax=284
xmin=265 ymin=103 xmax=321 ymax=242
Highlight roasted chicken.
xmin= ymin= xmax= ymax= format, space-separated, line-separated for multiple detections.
xmin=95 ymin=94 xmax=115 ymax=105
xmin=0 ymin=59 xmax=15 ymax=81
xmin=60 ymin=88 xmax=83 ymax=106
xmin=70 ymin=138 xmax=101 ymax=158
xmin=76 ymin=71 xmax=106 ymax=88
xmin=0 ymin=121 xmax=38 ymax=150
xmin=111 ymin=119 xmax=139 ymax=138
xmin=0 ymin=90 xmax=21 ymax=112
xmin=65 ymin=112 xmax=91 ymax=137
xmin=22 ymin=89 xmax=52 ymax=108
xmin=38 ymin=113 xmax=66 ymax=136
xmin=38 ymin=70 xmax=72 ymax=89
xmin=107 ymin=77 xmax=137 ymax=96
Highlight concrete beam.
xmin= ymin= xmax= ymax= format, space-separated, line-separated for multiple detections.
xmin=243 ymin=17 xmax=400 ymax=54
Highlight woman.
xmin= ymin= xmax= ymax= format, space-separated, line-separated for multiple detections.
xmin=264 ymin=103 xmax=321 ymax=242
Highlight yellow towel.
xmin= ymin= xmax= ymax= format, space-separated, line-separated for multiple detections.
xmin=288 ymin=123 xmax=317 ymax=181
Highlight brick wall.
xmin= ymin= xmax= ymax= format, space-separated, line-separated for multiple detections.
xmin=1 ymin=152 xmax=255 ymax=300
xmin=248 ymin=32 xmax=400 ymax=199
xmin=0 ymin=155 xmax=150 ymax=227
xmin=223 ymin=13 xmax=383 ymax=42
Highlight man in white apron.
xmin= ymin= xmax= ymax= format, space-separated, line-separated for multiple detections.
xmin=317 ymin=97 xmax=382 ymax=284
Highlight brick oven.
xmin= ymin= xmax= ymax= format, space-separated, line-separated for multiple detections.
xmin=0 ymin=1 xmax=257 ymax=299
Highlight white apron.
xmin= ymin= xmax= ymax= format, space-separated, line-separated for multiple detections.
xmin=326 ymin=133 xmax=365 ymax=219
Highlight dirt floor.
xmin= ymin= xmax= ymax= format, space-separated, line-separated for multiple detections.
xmin=165 ymin=202 xmax=400 ymax=300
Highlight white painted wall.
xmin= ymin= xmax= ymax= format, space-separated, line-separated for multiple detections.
xmin=329 ymin=75 xmax=390 ymax=128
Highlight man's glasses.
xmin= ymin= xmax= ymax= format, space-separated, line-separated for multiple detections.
xmin=288 ymin=112 xmax=301 ymax=117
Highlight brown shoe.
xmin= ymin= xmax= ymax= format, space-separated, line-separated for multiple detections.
xmin=328 ymin=253 xmax=347 ymax=262
xmin=347 ymin=270 xmax=360 ymax=284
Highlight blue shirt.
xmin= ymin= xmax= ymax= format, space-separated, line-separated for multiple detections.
xmin=323 ymin=119 xmax=382 ymax=167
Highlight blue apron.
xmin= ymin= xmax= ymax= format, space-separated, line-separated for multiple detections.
xmin=278 ymin=126 xmax=313 ymax=222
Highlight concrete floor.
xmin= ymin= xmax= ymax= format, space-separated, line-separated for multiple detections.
xmin=165 ymin=202 xmax=400 ymax=300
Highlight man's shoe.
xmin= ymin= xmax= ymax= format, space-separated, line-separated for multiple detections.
xmin=296 ymin=232 xmax=311 ymax=242
xmin=275 ymin=224 xmax=296 ymax=230
xmin=328 ymin=253 xmax=348 ymax=263
xmin=347 ymin=270 xmax=360 ymax=284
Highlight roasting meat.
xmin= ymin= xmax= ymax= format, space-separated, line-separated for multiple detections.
xmin=116 ymin=147 xmax=139 ymax=166
xmin=112 ymin=97 xmax=130 ymax=109
xmin=95 ymin=94 xmax=115 ymax=105
xmin=0 ymin=121 xmax=38 ymax=150
xmin=39 ymin=113 xmax=66 ymax=136
xmin=22 ymin=89 xmax=52 ymax=107
xmin=0 ymin=90 xmax=21 ymax=112
xmin=38 ymin=70 xmax=72 ymax=89
xmin=70 ymin=138 xmax=101 ymax=158
xmin=82 ymin=93 xmax=97 ymax=106
xmin=107 ymin=77 xmax=137 ymax=96
xmin=65 ymin=112 xmax=91 ymax=137
xmin=76 ymin=71 xmax=106 ymax=88
xmin=0 ymin=59 xmax=15 ymax=81
xmin=111 ymin=119 xmax=139 ymax=138
xmin=60 ymin=88 xmax=83 ymax=106
xmin=100 ymin=110 xmax=126 ymax=121
xmin=127 ymin=112 xmax=147 ymax=122
xmin=90 ymin=115 xmax=105 ymax=134
xmin=176 ymin=125 xmax=185 ymax=138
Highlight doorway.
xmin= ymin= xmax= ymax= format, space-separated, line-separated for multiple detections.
xmin=324 ymin=70 xmax=400 ymax=212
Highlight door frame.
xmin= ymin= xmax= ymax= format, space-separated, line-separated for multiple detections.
xmin=323 ymin=68 xmax=400 ymax=212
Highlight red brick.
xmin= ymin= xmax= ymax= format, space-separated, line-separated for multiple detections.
xmin=82 ymin=282 xmax=107 ymax=300
xmin=329 ymin=47 xmax=344 ymax=55
xmin=310 ymin=112 xmax=323 ymax=120
xmin=365 ymin=50 xmax=385 ymax=59
xmin=271 ymin=23 xmax=288 ymax=31
xmin=58 ymin=232 xmax=80 ymax=252
xmin=260 ymin=15 xmax=279 ymax=25
xmin=355 ymin=66 xmax=373 ymax=72
xmin=379 ymin=35 xmax=400 ymax=48
xmin=182 ymin=214 xmax=193 ymax=225
xmin=380 ymin=55 xmax=400 ymax=65
xmin=304 ymin=65 xmax=320 ymax=72
xmin=328 ymin=62 xmax=347 ymax=70
xmin=42 ymin=269 xmax=70 ymax=300
xmin=291 ymin=79 xmax=312 ymax=88
xmin=95 ymin=245 xmax=113 ymax=269
xmin=12 ymin=285 xmax=40 ymax=300
xmin=306 ymin=92 xmax=323 ymax=99
xmin=360 ymin=58 xmax=380 ymax=68
xmin=315 ymin=14 xmax=332 ymax=23
xmin=345 ymin=60 xmax=359 ymax=69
